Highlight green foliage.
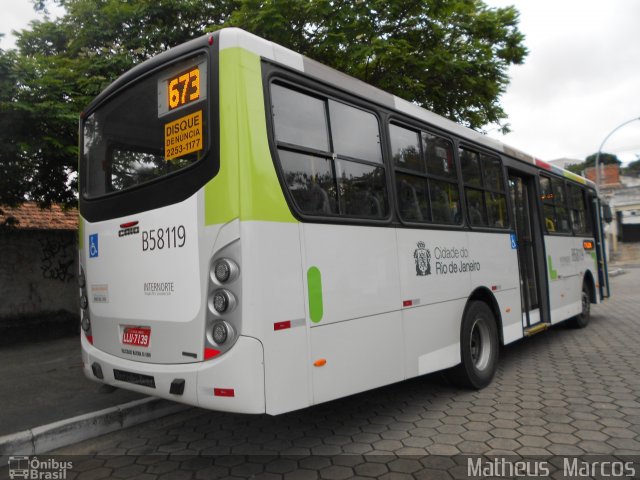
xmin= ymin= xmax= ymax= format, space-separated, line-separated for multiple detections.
xmin=623 ymin=158 xmax=640 ymax=177
xmin=565 ymin=163 xmax=585 ymax=175
xmin=222 ymin=0 xmax=527 ymax=130
xmin=1 ymin=0 xmax=526 ymax=206
xmin=584 ymin=152 xmax=622 ymax=168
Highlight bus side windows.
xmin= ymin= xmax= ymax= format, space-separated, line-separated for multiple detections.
xmin=279 ymin=150 xmax=338 ymax=215
xmin=271 ymin=84 xmax=329 ymax=151
xmin=567 ymin=183 xmax=590 ymax=235
xmin=391 ymin=123 xmax=460 ymax=225
xmin=270 ymin=82 xmax=388 ymax=220
xmin=460 ymin=148 xmax=507 ymax=228
xmin=336 ymin=160 xmax=388 ymax=218
xmin=540 ymin=175 xmax=572 ymax=234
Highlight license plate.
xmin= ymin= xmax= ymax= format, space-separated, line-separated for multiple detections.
xmin=122 ymin=327 xmax=151 ymax=347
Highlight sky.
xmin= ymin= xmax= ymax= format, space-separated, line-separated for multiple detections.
xmin=2 ymin=0 xmax=639 ymax=165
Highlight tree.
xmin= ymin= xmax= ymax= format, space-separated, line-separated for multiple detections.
xmin=583 ymin=152 xmax=622 ymax=168
xmin=1 ymin=0 xmax=527 ymax=206
xmin=623 ymin=157 xmax=640 ymax=177
xmin=222 ymin=0 xmax=527 ymax=129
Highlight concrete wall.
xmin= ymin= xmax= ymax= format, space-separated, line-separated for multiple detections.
xmin=0 ymin=229 xmax=78 ymax=321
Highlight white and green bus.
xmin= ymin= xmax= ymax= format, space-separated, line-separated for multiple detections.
xmin=79 ymin=28 xmax=609 ymax=414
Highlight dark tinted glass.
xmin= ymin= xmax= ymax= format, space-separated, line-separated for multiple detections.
xmin=540 ymin=176 xmax=553 ymax=202
xmin=544 ymin=204 xmax=557 ymax=232
xmin=486 ymin=192 xmax=507 ymax=228
xmin=390 ymin=124 xmax=422 ymax=172
xmin=424 ymin=133 xmax=456 ymax=178
xmin=329 ymin=101 xmax=382 ymax=163
xmin=571 ymin=209 xmax=586 ymax=234
xmin=482 ymin=154 xmax=504 ymax=191
xmin=337 ymin=159 xmax=387 ymax=218
xmin=551 ymin=178 xmax=566 ymax=204
xmin=272 ymin=84 xmax=329 ymax=151
xmin=460 ymin=149 xmax=481 ymax=186
xmin=466 ymin=188 xmax=486 ymax=226
xmin=556 ymin=206 xmax=571 ymax=233
xmin=279 ymin=149 xmax=338 ymax=215
xmin=83 ymin=54 xmax=208 ymax=197
xmin=396 ymin=174 xmax=430 ymax=222
xmin=430 ymin=179 xmax=461 ymax=224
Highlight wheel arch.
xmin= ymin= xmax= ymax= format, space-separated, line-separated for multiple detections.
xmin=464 ymin=287 xmax=504 ymax=345
xmin=583 ymin=269 xmax=596 ymax=303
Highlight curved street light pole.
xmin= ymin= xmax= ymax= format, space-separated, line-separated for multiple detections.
xmin=594 ymin=116 xmax=640 ymax=189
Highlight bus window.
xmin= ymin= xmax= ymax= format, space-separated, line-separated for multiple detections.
xmin=460 ymin=148 xmax=507 ymax=228
xmin=82 ymin=53 xmax=209 ymax=197
xmin=551 ymin=178 xmax=571 ymax=233
xmin=424 ymin=132 xmax=456 ymax=178
xmin=279 ymin=150 xmax=338 ymax=215
xmin=392 ymin=124 xmax=460 ymax=225
xmin=390 ymin=124 xmax=423 ymax=172
xmin=271 ymin=83 xmax=388 ymax=219
xmin=336 ymin=160 xmax=387 ymax=217
xmin=539 ymin=176 xmax=556 ymax=231
xmin=460 ymin=149 xmax=482 ymax=186
xmin=329 ymin=100 xmax=382 ymax=163
xmin=431 ymin=179 xmax=461 ymax=224
xmin=568 ymin=183 xmax=589 ymax=235
xmin=396 ymin=173 xmax=430 ymax=222
xmin=271 ymin=84 xmax=329 ymax=151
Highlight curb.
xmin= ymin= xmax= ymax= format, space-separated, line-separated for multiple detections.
xmin=0 ymin=397 xmax=189 ymax=464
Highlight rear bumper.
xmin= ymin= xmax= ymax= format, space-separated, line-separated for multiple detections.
xmin=81 ymin=334 xmax=265 ymax=414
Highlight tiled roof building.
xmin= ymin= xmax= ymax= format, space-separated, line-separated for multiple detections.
xmin=0 ymin=203 xmax=78 ymax=230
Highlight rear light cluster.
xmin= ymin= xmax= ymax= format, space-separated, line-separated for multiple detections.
xmin=79 ymin=267 xmax=92 ymax=341
xmin=205 ymin=253 xmax=241 ymax=358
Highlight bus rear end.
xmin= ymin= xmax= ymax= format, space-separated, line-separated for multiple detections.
xmin=78 ymin=33 xmax=265 ymax=413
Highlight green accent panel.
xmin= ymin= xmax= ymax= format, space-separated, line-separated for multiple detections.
xmin=307 ymin=266 xmax=324 ymax=323
xmin=204 ymin=47 xmax=296 ymax=225
xmin=78 ymin=215 xmax=84 ymax=250
xmin=547 ymin=255 xmax=558 ymax=281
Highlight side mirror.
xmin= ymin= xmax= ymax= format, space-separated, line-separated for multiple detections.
xmin=602 ymin=203 xmax=613 ymax=223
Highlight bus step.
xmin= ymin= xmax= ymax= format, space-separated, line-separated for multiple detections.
xmin=524 ymin=322 xmax=550 ymax=337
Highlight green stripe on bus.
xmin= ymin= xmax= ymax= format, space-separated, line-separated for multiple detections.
xmin=547 ymin=255 xmax=558 ymax=281
xmin=204 ymin=47 xmax=297 ymax=225
xmin=307 ymin=266 xmax=323 ymax=323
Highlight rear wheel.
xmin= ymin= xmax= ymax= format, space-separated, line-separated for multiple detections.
xmin=570 ymin=283 xmax=591 ymax=328
xmin=448 ymin=301 xmax=499 ymax=389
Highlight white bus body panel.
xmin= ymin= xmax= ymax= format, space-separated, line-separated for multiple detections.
xmin=81 ymin=192 xmax=210 ymax=365
xmin=545 ymin=235 xmax=597 ymax=323
xmin=81 ymin=333 xmax=265 ymax=413
xmin=240 ymin=221 xmax=311 ymax=415
xmin=301 ymin=223 xmax=404 ymax=405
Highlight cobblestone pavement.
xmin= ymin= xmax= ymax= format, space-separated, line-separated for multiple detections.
xmin=11 ymin=269 xmax=640 ymax=479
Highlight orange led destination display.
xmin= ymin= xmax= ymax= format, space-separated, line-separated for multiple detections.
xmin=167 ymin=65 xmax=200 ymax=111
xmin=165 ymin=110 xmax=203 ymax=160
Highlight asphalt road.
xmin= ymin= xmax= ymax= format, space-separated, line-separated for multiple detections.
xmin=0 ymin=336 xmax=145 ymax=436
xmin=26 ymin=266 xmax=640 ymax=479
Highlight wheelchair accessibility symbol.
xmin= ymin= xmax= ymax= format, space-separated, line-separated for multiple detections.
xmin=89 ymin=233 xmax=99 ymax=258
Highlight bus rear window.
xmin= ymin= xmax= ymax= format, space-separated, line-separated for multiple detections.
xmin=82 ymin=53 xmax=208 ymax=197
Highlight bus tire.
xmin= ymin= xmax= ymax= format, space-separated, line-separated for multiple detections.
xmin=449 ymin=301 xmax=499 ymax=389
xmin=570 ymin=283 xmax=591 ymax=329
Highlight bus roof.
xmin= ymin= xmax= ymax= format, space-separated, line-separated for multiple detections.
xmin=218 ymin=28 xmax=596 ymax=190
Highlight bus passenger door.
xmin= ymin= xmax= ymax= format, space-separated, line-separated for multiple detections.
xmin=508 ymin=172 xmax=546 ymax=329
xmin=590 ymin=194 xmax=611 ymax=299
